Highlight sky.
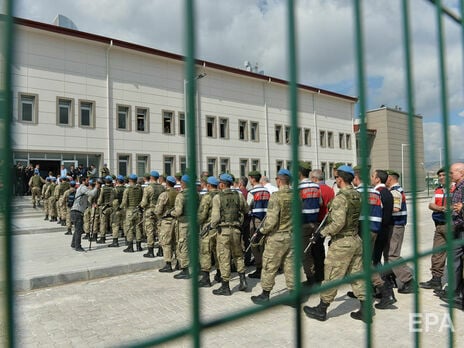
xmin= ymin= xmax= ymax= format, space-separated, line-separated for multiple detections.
xmin=12 ymin=0 xmax=464 ymax=165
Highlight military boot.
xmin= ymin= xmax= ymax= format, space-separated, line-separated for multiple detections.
xmin=173 ymin=268 xmax=191 ymax=279
xmin=159 ymin=262 xmax=173 ymax=273
xmin=96 ymin=236 xmax=106 ymax=244
xmin=214 ymin=269 xmax=222 ymax=283
xmin=238 ymin=273 xmax=248 ymax=291
xmin=123 ymin=241 xmax=134 ymax=253
xmin=90 ymin=234 xmax=97 ymax=242
xmin=375 ymin=284 xmax=397 ymax=309
xmin=420 ymin=276 xmax=442 ymax=290
xmin=198 ymin=271 xmax=211 ymax=287
xmin=303 ymin=300 xmax=330 ymax=321
xmin=61 ymin=220 xmax=66 ymax=226
xmin=83 ymin=234 xmax=89 ymax=240
xmin=64 ymin=229 xmax=72 ymax=235
xmin=248 ymin=267 xmax=261 ymax=279
xmin=136 ymin=241 xmax=143 ymax=252
xmin=108 ymin=238 xmax=119 ymax=247
xmin=44 ymin=214 xmax=49 ymax=221
xmin=156 ymin=247 xmax=163 ymax=257
xmin=212 ymin=281 xmax=231 ymax=296
xmin=143 ymin=247 xmax=155 ymax=258
xmin=251 ymin=290 xmax=270 ymax=304
xmin=351 ymin=301 xmax=374 ymax=323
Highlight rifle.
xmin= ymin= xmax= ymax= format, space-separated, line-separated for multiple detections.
xmin=303 ymin=213 xmax=329 ymax=254
xmin=245 ymin=215 xmax=267 ymax=253
xmin=89 ymin=205 xmax=97 ymax=251
xmin=200 ymin=223 xmax=212 ymax=238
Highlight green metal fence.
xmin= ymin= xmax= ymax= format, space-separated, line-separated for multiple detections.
xmin=1 ymin=0 xmax=463 ymax=347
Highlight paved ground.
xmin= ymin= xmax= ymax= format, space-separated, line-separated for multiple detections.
xmin=7 ymin=195 xmax=464 ymax=347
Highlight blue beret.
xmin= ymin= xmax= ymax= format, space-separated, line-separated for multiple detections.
xmin=219 ymin=173 xmax=233 ymax=183
xmin=207 ymin=176 xmax=219 ymax=186
xmin=34 ymin=169 xmax=39 ymax=174
xmin=70 ymin=180 xmax=76 ymax=186
xmin=128 ymin=174 xmax=138 ymax=181
xmin=277 ymin=169 xmax=291 ymax=177
xmin=181 ymin=174 xmax=189 ymax=183
xmin=116 ymin=175 xmax=125 ymax=182
xmin=89 ymin=179 xmax=95 ymax=185
xmin=337 ymin=165 xmax=355 ymax=176
xmin=51 ymin=177 xmax=57 ymax=182
xmin=150 ymin=170 xmax=160 ymax=178
xmin=166 ymin=176 xmax=176 ymax=185
xmin=105 ymin=175 xmax=113 ymax=182
xmin=46 ymin=177 xmax=51 ymax=181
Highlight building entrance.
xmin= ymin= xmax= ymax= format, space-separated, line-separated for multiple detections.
xmin=30 ymin=160 xmax=61 ymax=178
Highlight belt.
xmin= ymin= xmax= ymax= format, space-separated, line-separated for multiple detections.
xmin=434 ymin=221 xmax=446 ymax=226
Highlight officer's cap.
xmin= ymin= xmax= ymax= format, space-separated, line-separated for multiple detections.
xmin=219 ymin=173 xmax=233 ymax=183
xmin=181 ymin=174 xmax=190 ymax=183
xmin=70 ymin=180 xmax=76 ymax=186
xmin=116 ymin=175 xmax=125 ymax=182
xmin=166 ymin=176 xmax=177 ymax=185
xmin=150 ymin=170 xmax=160 ymax=178
xmin=207 ymin=176 xmax=219 ymax=186
xmin=105 ymin=175 xmax=113 ymax=182
xmin=248 ymin=170 xmax=261 ymax=177
xmin=337 ymin=165 xmax=355 ymax=176
xmin=128 ymin=174 xmax=138 ymax=181
xmin=386 ymin=169 xmax=400 ymax=178
xmin=277 ymin=168 xmax=291 ymax=177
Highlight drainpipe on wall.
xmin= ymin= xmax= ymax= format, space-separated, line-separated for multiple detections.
xmin=106 ymin=40 xmax=113 ymax=172
xmin=313 ymin=92 xmax=319 ymax=168
xmin=264 ymin=78 xmax=271 ymax=177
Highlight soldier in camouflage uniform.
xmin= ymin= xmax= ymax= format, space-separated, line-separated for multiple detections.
xmin=172 ymin=175 xmax=199 ymax=279
xmin=140 ymin=170 xmax=165 ymax=258
xmin=198 ymin=176 xmax=221 ymax=287
xmin=62 ymin=180 xmax=77 ymax=235
xmin=42 ymin=177 xmax=51 ymax=220
xmin=56 ymin=177 xmax=70 ymax=226
xmin=47 ymin=177 xmax=58 ymax=222
xmin=108 ymin=175 xmax=126 ymax=247
xmin=120 ymin=174 xmax=143 ymax=253
xmin=83 ymin=179 xmax=100 ymax=240
xmin=155 ymin=176 xmax=179 ymax=272
xmin=303 ymin=165 xmax=370 ymax=323
xmin=251 ymin=169 xmax=294 ymax=304
xmin=28 ymin=168 xmax=44 ymax=208
xmin=96 ymin=176 xmax=115 ymax=244
xmin=211 ymin=173 xmax=249 ymax=296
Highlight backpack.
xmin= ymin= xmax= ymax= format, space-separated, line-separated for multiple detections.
xmin=67 ymin=190 xmax=76 ymax=208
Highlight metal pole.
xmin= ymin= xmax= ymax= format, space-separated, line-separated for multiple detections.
xmin=401 ymin=143 xmax=409 ymax=188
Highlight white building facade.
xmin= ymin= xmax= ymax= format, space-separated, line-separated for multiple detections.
xmin=12 ymin=18 xmax=357 ymax=180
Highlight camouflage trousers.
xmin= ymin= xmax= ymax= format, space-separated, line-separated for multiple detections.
xmin=111 ymin=207 xmax=124 ymax=239
xmin=99 ymin=206 xmax=113 ymax=237
xmin=43 ymin=197 xmax=49 ymax=216
xmin=124 ymin=209 xmax=142 ymax=242
xmin=65 ymin=206 xmax=72 ymax=230
xmin=144 ymin=208 xmax=158 ymax=248
xmin=301 ymin=222 xmax=319 ymax=281
xmin=48 ymin=196 xmax=57 ymax=218
xmin=158 ymin=218 xmax=176 ymax=263
xmin=320 ymin=235 xmax=366 ymax=303
xmin=84 ymin=207 xmax=100 ymax=234
xmin=58 ymin=197 xmax=66 ymax=221
xmin=200 ymin=229 xmax=218 ymax=272
xmin=261 ymin=231 xmax=294 ymax=292
xmin=176 ymin=221 xmax=189 ymax=269
xmin=216 ymin=226 xmax=245 ymax=282
xmin=31 ymin=187 xmax=41 ymax=206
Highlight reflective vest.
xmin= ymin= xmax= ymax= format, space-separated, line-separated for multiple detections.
xmin=432 ymin=186 xmax=446 ymax=223
xmin=299 ymin=180 xmax=321 ymax=223
xmin=391 ymin=185 xmax=407 ymax=225
xmin=356 ymin=185 xmax=382 ymax=233
xmin=249 ymin=186 xmax=270 ymax=220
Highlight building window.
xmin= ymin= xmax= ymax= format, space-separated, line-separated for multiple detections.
xmin=328 ymin=131 xmax=334 ymax=148
xmin=179 ymin=112 xmax=185 ymax=136
xmin=275 ymin=125 xmax=283 ymax=144
xmin=117 ymin=105 xmax=130 ymax=130
xmin=251 ymin=159 xmax=260 ymax=172
xmin=297 ymin=127 xmax=302 ymax=145
xmin=285 ymin=126 xmax=291 ymax=144
xmin=346 ymin=134 xmax=352 ymax=150
xmin=57 ymin=97 xmax=73 ymax=126
xmin=118 ymin=155 xmax=130 ymax=177
xmin=136 ymin=107 xmax=148 ymax=132
xmin=286 ymin=160 xmax=292 ymax=171
xmin=304 ymin=128 xmax=311 ymax=146
xmin=206 ymin=116 xmax=217 ymax=138
xmin=207 ymin=157 xmax=217 ymax=176
xmin=136 ymin=155 xmax=149 ymax=176
xmin=339 ymin=133 xmax=345 ymax=149
xmin=250 ymin=122 xmax=259 ymax=142
xmin=319 ymin=130 xmax=326 ymax=148
xmin=179 ymin=156 xmax=187 ymax=174
xmin=239 ymin=120 xmax=248 ymax=141
xmin=276 ymin=160 xmax=283 ymax=173
xmin=219 ymin=118 xmax=229 ymax=139
xmin=239 ymin=158 xmax=249 ymax=177
xmin=329 ymin=162 xmax=335 ymax=179
xmin=163 ymin=110 xmax=174 ymax=135
xmin=19 ymin=93 xmax=38 ymax=123
xmin=163 ymin=156 xmax=175 ymax=176
xmin=321 ymin=162 xmax=327 ymax=180
xmin=79 ymin=100 xmax=95 ymax=128
xmin=220 ymin=158 xmax=230 ymax=174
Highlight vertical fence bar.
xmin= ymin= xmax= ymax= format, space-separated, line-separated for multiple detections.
xmin=400 ymin=1 xmax=421 ymax=347
xmin=285 ymin=1 xmax=303 ymax=347
xmin=434 ymin=1 xmax=454 ymax=347
xmin=183 ymin=1 xmax=201 ymax=347
xmin=352 ymin=1 xmax=373 ymax=346
xmin=0 ymin=1 xmax=15 ymax=347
